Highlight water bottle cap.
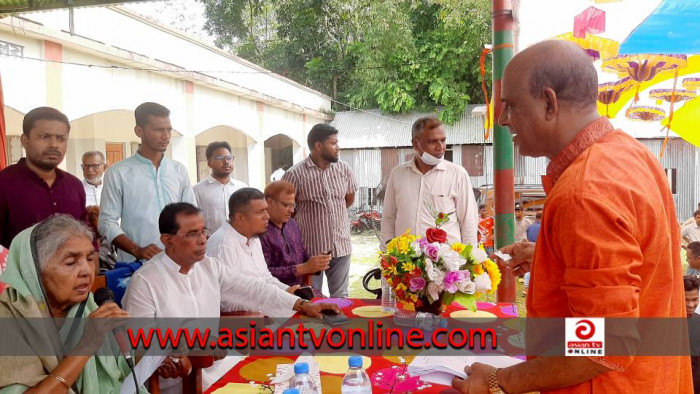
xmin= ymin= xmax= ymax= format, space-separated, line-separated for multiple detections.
xmin=283 ymin=389 xmax=300 ymax=394
xmin=348 ymin=355 xmax=364 ymax=368
xmin=294 ymin=362 xmax=309 ymax=374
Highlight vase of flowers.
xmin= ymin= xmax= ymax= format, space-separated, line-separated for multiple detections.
xmin=379 ymin=212 xmax=501 ymax=316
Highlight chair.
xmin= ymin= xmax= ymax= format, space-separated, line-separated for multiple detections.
xmin=362 ymin=268 xmax=382 ymax=299
xmin=90 ymin=275 xmax=106 ymax=293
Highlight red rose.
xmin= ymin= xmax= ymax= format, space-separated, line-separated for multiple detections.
xmin=426 ymin=228 xmax=448 ymax=244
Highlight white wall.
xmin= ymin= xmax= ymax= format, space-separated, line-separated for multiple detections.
xmin=0 ymin=7 xmax=331 ymax=185
xmin=24 ymin=7 xmax=331 ymax=114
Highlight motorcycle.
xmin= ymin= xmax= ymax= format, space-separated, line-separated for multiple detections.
xmin=351 ymin=209 xmax=381 ymax=235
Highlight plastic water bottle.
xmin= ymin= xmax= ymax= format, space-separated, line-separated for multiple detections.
xmin=381 ymin=277 xmax=396 ymax=312
xmin=341 ymin=356 xmax=372 ymax=393
xmin=283 ymin=389 xmax=300 ymax=394
xmin=292 ymin=362 xmax=319 ymax=394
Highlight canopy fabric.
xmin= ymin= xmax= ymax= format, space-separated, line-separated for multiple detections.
xmin=619 ymin=0 xmax=700 ymax=55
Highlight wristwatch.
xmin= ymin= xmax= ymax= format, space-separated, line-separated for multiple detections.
xmin=489 ymin=368 xmax=505 ymax=393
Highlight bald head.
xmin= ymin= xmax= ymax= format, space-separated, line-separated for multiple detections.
xmin=509 ymin=40 xmax=598 ymax=110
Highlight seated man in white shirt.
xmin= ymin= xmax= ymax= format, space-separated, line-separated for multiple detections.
xmin=207 ymin=188 xmax=300 ymax=312
xmin=122 ymin=202 xmax=338 ymax=393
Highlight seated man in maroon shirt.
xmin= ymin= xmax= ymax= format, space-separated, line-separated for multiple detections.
xmin=0 ymin=107 xmax=86 ymax=249
xmin=259 ymin=180 xmax=330 ymax=287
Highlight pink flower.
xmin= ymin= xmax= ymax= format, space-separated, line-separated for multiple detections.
xmin=409 ymin=277 xmax=426 ymax=292
xmin=443 ymin=271 xmax=464 ymax=293
xmin=423 ymin=242 xmax=440 ymax=262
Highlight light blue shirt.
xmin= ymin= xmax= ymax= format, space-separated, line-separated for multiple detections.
xmin=99 ymin=152 xmax=196 ymax=262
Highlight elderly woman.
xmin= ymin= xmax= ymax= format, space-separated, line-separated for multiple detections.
xmin=0 ymin=214 xmax=142 ymax=393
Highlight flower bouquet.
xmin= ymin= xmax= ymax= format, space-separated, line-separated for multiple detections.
xmin=379 ymin=212 xmax=501 ymax=315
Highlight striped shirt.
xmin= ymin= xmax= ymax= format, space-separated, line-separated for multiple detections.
xmin=283 ymin=156 xmax=357 ymax=257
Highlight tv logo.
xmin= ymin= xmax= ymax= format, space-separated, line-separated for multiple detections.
xmin=565 ymin=318 xmax=605 ymax=356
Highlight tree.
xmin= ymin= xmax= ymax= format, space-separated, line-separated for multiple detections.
xmin=200 ymin=0 xmax=491 ymax=124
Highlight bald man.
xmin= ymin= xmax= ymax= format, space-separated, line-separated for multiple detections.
xmin=453 ymin=40 xmax=691 ymax=394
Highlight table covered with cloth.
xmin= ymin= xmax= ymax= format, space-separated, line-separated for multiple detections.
xmin=206 ymin=298 xmax=520 ymax=393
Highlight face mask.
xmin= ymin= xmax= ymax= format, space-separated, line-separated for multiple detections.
xmin=418 ymin=142 xmax=443 ymax=166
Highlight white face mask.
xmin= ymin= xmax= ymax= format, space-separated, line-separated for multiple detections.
xmin=418 ymin=142 xmax=443 ymax=166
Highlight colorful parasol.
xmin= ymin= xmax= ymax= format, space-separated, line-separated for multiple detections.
xmin=555 ymin=32 xmax=619 ymax=61
xmin=682 ymin=77 xmax=700 ymax=91
xmin=649 ymin=88 xmax=696 ymax=104
xmin=625 ymin=105 xmax=666 ymax=122
xmin=574 ymin=6 xmax=605 ymax=38
xmin=597 ymin=77 xmax=634 ymax=117
xmin=574 ymin=7 xmax=605 ymax=38
xmin=602 ymin=54 xmax=688 ymax=101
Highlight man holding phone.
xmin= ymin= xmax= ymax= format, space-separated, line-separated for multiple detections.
xmin=283 ymin=124 xmax=357 ymax=298
xmin=260 ymin=181 xmax=331 ymax=288
xmin=207 ymin=188 xmax=301 ymax=312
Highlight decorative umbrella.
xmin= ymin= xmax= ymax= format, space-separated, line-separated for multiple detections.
xmin=574 ymin=6 xmax=605 ymax=38
xmin=625 ymin=105 xmax=666 ymax=122
xmin=602 ymin=54 xmax=688 ymax=101
xmin=682 ymin=77 xmax=700 ymax=91
xmin=555 ymin=32 xmax=619 ymax=61
xmin=597 ymin=77 xmax=634 ymax=117
xmin=649 ymin=88 xmax=697 ymax=103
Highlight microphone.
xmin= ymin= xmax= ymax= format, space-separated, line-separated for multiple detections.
xmin=93 ymin=287 xmax=134 ymax=369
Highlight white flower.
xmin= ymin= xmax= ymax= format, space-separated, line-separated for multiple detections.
xmin=441 ymin=249 xmax=466 ymax=271
xmin=438 ymin=243 xmax=452 ymax=257
xmin=410 ymin=241 xmax=423 ymax=257
xmin=423 ymin=258 xmax=444 ymax=283
xmin=426 ymin=261 xmax=445 ymax=283
xmin=474 ymin=272 xmax=492 ymax=292
xmin=427 ymin=281 xmax=444 ymax=302
xmin=455 ymin=271 xmax=476 ymax=294
xmin=471 ymin=246 xmax=489 ymax=263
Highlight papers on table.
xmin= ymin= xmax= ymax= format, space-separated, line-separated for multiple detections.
xmin=120 ymin=355 xmax=166 ymax=394
xmin=408 ymin=354 xmax=523 ymax=386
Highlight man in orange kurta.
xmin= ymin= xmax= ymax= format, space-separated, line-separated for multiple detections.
xmin=453 ymin=40 xmax=692 ymax=393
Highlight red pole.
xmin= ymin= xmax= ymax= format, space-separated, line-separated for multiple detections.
xmin=492 ymin=0 xmax=515 ymax=302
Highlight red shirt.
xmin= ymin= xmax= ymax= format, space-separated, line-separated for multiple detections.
xmin=0 ymin=158 xmax=86 ymax=248
xmin=528 ymin=118 xmax=692 ymax=393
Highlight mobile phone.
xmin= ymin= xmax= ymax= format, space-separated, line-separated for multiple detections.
xmin=321 ymin=309 xmax=349 ymax=326
xmin=294 ymin=286 xmax=314 ymax=300
xmin=315 ymin=250 xmax=333 ymax=276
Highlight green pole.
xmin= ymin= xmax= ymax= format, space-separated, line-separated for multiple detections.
xmin=492 ymin=0 xmax=515 ymax=303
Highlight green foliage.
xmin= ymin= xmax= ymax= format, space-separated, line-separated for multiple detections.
xmin=200 ymin=0 xmax=492 ymax=124
xmin=452 ymin=292 xmax=477 ymax=312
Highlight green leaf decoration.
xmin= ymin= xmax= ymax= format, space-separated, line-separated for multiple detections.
xmin=453 ymin=292 xmax=477 ymax=312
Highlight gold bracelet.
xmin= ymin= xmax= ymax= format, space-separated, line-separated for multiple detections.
xmin=50 ymin=373 xmax=70 ymax=390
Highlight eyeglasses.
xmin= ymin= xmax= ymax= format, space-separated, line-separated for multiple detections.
xmin=81 ymin=164 xmax=104 ymax=170
xmin=213 ymin=155 xmax=234 ymax=163
xmin=274 ymin=199 xmax=296 ymax=210
xmin=172 ymin=229 xmax=211 ymax=240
